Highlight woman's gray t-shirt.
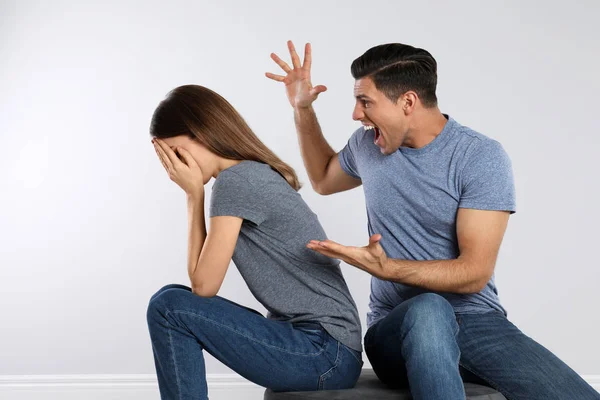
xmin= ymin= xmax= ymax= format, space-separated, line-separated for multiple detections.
xmin=209 ymin=160 xmax=362 ymax=352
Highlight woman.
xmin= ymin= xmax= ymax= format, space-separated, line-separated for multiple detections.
xmin=146 ymin=85 xmax=363 ymax=400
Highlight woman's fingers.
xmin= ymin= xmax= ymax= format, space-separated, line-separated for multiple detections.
xmin=175 ymin=146 xmax=198 ymax=168
xmin=153 ymin=140 xmax=173 ymax=170
xmin=153 ymin=141 xmax=170 ymax=172
xmin=154 ymin=139 xmax=179 ymax=168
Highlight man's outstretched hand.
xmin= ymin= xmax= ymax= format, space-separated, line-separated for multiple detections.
xmin=266 ymin=40 xmax=327 ymax=109
xmin=307 ymin=234 xmax=391 ymax=279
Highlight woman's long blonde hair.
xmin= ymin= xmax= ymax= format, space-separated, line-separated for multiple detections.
xmin=150 ymin=85 xmax=301 ymax=191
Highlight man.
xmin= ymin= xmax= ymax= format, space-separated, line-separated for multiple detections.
xmin=266 ymin=41 xmax=599 ymax=400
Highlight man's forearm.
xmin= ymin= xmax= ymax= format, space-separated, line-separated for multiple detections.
xmin=384 ymin=257 xmax=491 ymax=294
xmin=186 ymin=193 xmax=207 ymax=282
xmin=293 ymin=105 xmax=336 ymax=189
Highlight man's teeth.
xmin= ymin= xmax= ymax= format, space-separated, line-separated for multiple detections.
xmin=364 ymin=125 xmax=375 ymax=130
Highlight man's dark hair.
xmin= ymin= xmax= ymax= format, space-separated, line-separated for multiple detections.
xmin=351 ymin=43 xmax=438 ymax=108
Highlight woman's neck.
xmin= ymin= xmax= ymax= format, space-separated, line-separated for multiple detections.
xmin=211 ymin=157 xmax=243 ymax=179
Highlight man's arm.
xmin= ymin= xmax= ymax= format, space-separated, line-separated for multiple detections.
xmin=384 ymin=209 xmax=510 ymax=293
xmin=308 ymin=208 xmax=510 ymax=294
xmin=267 ymin=41 xmax=361 ymax=195
xmin=294 ymin=106 xmax=362 ymax=195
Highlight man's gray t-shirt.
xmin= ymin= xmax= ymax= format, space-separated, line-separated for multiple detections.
xmin=209 ymin=160 xmax=362 ymax=351
xmin=338 ymin=116 xmax=516 ymax=328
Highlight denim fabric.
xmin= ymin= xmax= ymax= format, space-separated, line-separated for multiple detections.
xmin=147 ymin=284 xmax=363 ymax=400
xmin=365 ymin=293 xmax=599 ymax=400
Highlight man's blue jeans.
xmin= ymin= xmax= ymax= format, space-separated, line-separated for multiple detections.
xmin=146 ymin=284 xmax=363 ymax=400
xmin=364 ymin=293 xmax=599 ymax=400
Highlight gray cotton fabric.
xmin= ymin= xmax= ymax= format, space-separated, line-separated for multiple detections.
xmin=338 ymin=116 xmax=516 ymax=328
xmin=209 ymin=160 xmax=362 ymax=352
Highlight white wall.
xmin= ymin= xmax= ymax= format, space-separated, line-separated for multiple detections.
xmin=1 ymin=0 xmax=598 ymax=379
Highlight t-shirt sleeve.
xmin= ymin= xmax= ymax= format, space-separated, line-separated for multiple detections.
xmin=458 ymin=139 xmax=516 ymax=213
xmin=337 ymin=128 xmax=363 ymax=180
xmin=209 ymin=171 xmax=267 ymax=225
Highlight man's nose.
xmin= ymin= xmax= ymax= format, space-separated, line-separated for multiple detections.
xmin=352 ymin=105 xmax=363 ymax=121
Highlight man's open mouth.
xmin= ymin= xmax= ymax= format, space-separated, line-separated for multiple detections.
xmin=364 ymin=125 xmax=382 ymax=145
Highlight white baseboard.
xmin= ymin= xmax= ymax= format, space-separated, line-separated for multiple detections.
xmin=1 ymin=373 xmax=598 ymax=399
xmin=0 ymin=374 xmax=262 ymax=400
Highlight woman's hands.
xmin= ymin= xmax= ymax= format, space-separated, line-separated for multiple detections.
xmin=152 ymin=138 xmax=204 ymax=199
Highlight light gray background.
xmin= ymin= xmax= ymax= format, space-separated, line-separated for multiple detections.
xmin=1 ymin=0 xmax=598 ymax=378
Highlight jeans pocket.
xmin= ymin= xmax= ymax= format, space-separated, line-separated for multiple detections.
xmin=318 ymin=342 xmax=362 ymax=390
xmin=318 ymin=341 xmax=340 ymax=390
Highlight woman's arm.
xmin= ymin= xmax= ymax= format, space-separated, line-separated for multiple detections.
xmin=186 ymin=193 xmax=207 ymax=283
xmin=189 ymin=208 xmax=243 ymax=297
xmin=151 ymin=139 xmax=241 ymax=297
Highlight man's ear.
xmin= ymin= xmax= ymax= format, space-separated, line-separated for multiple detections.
xmin=402 ymin=91 xmax=418 ymax=115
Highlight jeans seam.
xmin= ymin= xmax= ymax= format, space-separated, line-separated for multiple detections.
xmin=169 ymin=310 xmax=327 ymax=357
xmin=457 ymin=315 xmax=512 ymax=399
xmin=318 ymin=341 xmax=341 ymax=390
xmin=168 ymin=327 xmax=182 ymax=399
xmin=458 ymin=361 xmax=511 ymax=400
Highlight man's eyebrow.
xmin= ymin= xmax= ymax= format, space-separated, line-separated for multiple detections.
xmin=355 ymin=94 xmax=373 ymax=100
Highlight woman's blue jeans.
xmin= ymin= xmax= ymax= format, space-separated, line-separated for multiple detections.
xmin=147 ymin=284 xmax=363 ymax=400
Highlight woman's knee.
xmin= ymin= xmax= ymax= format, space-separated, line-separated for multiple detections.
xmin=149 ymin=284 xmax=191 ymax=303
xmin=147 ymin=284 xmax=192 ymax=323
